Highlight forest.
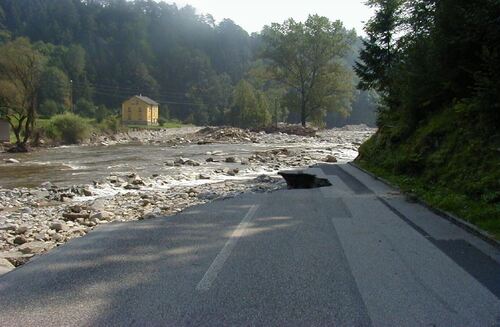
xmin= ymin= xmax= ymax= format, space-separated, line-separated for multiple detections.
xmin=0 ymin=0 xmax=377 ymax=145
xmin=355 ymin=0 xmax=500 ymax=236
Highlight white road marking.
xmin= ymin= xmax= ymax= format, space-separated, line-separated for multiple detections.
xmin=196 ymin=205 xmax=259 ymax=291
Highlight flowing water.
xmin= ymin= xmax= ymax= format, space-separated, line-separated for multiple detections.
xmin=0 ymin=129 xmax=372 ymax=189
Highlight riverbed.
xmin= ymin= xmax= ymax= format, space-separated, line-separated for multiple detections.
xmin=0 ymin=125 xmax=375 ymax=271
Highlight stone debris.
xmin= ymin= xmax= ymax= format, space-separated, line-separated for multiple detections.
xmin=0 ymin=124 xmax=376 ymax=274
xmin=0 ymin=171 xmax=286 ymax=271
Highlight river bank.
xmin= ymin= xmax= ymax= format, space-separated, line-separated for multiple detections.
xmin=0 ymin=125 xmax=376 ymax=273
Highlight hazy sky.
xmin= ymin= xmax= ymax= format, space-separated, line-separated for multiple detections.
xmin=166 ymin=0 xmax=373 ymax=35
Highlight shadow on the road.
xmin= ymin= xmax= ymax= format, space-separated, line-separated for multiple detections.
xmin=0 ymin=193 xmax=308 ymax=324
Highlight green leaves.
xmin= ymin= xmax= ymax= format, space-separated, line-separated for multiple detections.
xmin=261 ymin=15 xmax=355 ymax=127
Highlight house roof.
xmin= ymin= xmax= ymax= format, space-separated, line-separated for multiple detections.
xmin=133 ymin=95 xmax=159 ymax=106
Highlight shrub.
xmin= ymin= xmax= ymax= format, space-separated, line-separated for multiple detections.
xmin=39 ymin=100 xmax=61 ymax=117
xmin=74 ymin=99 xmax=95 ymax=118
xmin=44 ymin=113 xmax=91 ymax=144
xmin=158 ymin=117 xmax=166 ymax=126
xmin=98 ymin=115 xmax=122 ymax=134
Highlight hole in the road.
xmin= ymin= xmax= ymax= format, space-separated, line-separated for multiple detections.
xmin=278 ymin=170 xmax=332 ymax=189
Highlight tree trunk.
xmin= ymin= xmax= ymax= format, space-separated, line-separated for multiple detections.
xmin=301 ymin=100 xmax=307 ymax=127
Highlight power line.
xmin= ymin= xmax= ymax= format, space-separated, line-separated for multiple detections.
xmin=72 ymin=81 xmax=191 ymax=97
xmin=70 ymin=86 xmax=205 ymax=106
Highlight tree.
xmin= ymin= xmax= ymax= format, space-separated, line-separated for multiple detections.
xmin=261 ymin=15 xmax=355 ymax=127
xmin=39 ymin=66 xmax=70 ymax=110
xmin=74 ymin=98 xmax=95 ymax=118
xmin=0 ymin=38 xmax=45 ymax=151
xmin=39 ymin=99 xmax=61 ymax=117
xmin=231 ymin=80 xmax=271 ymax=128
xmin=354 ymin=0 xmax=404 ymax=94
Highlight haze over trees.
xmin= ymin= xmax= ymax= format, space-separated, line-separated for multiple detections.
xmin=0 ymin=0 xmax=377 ymax=143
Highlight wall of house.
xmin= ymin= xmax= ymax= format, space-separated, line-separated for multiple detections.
xmin=122 ymin=99 xmax=159 ymax=125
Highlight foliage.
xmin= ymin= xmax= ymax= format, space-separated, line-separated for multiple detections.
xmin=230 ymin=80 xmax=271 ymax=128
xmin=0 ymin=38 xmax=45 ymax=149
xmin=44 ymin=113 xmax=91 ymax=144
xmin=39 ymin=66 xmax=70 ymax=109
xmin=261 ymin=15 xmax=356 ymax=127
xmin=0 ymin=0 xmax=379 ymax=130
xmin=39 ymin=99 xmax=62 ymax=117
xmin=74 ymin=99 xmax=95 ymax=118
xmin=98 ymin=115 xmax=122 ymax=134
xmin=355 ymin=0 xmax=500 ymax=236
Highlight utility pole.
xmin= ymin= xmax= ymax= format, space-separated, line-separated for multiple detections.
xmin=69 ymin=80 xmax=74 ymax=112
xmin=274 ymin=97 xmax=279 ymax=128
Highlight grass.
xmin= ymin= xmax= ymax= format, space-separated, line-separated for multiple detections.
xmin=356 ymin=104 xmax=500 ymax=239
xmin=126 ymin=121 xmax=191 ymax=129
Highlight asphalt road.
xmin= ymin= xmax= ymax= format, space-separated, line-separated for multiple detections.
xmin=0 ymin=164 xmax=499 ymax=326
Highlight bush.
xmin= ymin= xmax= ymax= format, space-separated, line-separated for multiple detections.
xmin=39 ymin=100 xmax=61 ymax=117
xmin=95 ymin=105 xmax=114 ymax=123
xmin=98 ymin=115 xmax=122 ymax=134
xmin=44 ymin=113 xmax=91 ymax=144
xmin=158 ymin=117 xmax=166 ymax=126
xmin=74 ymin=99 xmax=95 ymax=118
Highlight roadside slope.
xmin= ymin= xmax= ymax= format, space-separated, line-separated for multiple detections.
xmin=356 ymin=105 xmax=500 ymax=239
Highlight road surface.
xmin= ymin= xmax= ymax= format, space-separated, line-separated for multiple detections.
xmin=0 ymin=164 xmax=499 ymax=326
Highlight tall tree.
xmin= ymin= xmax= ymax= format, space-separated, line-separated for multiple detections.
xmin=354 ymin=0 xmax=404 ymax=94
xmin=0 ymin=38 xmax=45 ymax=151
xmin=262 ymin=15 xmax=355 ymax=127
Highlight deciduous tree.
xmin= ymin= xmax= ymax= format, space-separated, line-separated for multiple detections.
xmin=262 ymin=15 xmax=355 ymax=127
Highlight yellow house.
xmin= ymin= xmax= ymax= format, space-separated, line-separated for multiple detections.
xmin=122 ymin=95 xmax=159 ymax=125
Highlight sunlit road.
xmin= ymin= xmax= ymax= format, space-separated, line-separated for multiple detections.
xmin=0 ymin=164 xmax=499 ymax=326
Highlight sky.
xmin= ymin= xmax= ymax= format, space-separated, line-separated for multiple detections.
xmin=165 ymin=0 xmax=374 ymax=35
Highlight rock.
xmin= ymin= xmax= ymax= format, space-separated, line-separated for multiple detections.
xmin=124 ymin=183 xmax=141 ymax=190
xmin=131 ymin=176 xmax=145 ymax=185
xmin=50 ymin=221 xmax=67 ymax=232
xmin=324 ymin=155 xmax=338 ymax=163
xmin=227 ymin=168 xmax=240 ymax=176
xmin=90 ymin=199 xmax=107 ymax=211
xmin=70 ymin=205 xmax=82 ymax=213
xmin=0 ymin=224 xmax=17 ymax=232
xmin=82 ymin=188 xmax=93 ymax=196
xmin=34 ymin=232 xmax=48 ymax=241
xmin=63 ymin=212 xmax=90 ymax=221
xmin=18 ymin=241 xmax=51 ymax=254
xmin=0 ymin=258 xmax=15 ymax=275
xmin=198 ymin=174 xmax=211 ymax=180
xmin=31 ymin=190 xmax=50 ymax=198
xmin=40 ymin=181 xmax=53 ymax=189
xmin=165 ymin=160 xmax=175 ymax=167
xmin=90 ymin=211 xmax=112 ymax=221
xmin=4 ymin=158 xmax=20 ymax=164
xmin=206 ymin=157 xmax=214 ymax=163
xmin=0 ymin=251 xmax=34 ymax=267
xmin=225 ymin=157 xmax=237 ymax=163
xmin=185 ymin=159 xmax=201 ymax=166
xmin=13 ymin=235 xmax=27 ymax=245
xmin=52 ymin=233 xmax=65 ymax=242
xmin=174 ymin=157 xmax=200 ymax=166
xmin=15 ymin=226 xmax=28 ymax=235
